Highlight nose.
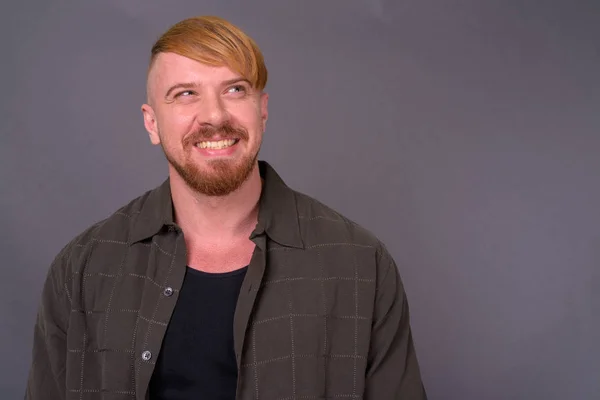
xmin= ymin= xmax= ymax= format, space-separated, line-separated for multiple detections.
xmin=197 ymin=92 xmax=229 ymax=127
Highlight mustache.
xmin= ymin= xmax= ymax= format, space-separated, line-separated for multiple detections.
xmin=183 ymin=123 xmax=249 ymax=146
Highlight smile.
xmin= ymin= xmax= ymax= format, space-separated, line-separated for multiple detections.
xmin=195 ymin=139 xmax=239 ymax=149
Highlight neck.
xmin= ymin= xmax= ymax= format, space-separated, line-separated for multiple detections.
xmin=169 ymin=164 xmax=262 ymax=241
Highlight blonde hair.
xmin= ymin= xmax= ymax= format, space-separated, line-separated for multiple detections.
xmin=148 ymin=16 xmax=268 ymax=90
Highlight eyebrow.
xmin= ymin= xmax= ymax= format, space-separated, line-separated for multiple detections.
xmin=164 ymin=78 xmax=252 ymax=99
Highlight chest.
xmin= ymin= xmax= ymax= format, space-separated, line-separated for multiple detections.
xmin=148 ymin=266 xmax=245 ymax=397
xmin=65 ymin=237 xmax=379 ymax=399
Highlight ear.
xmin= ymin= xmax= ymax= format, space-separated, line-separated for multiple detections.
xmin=260 ymin=92 xmax=269 ymax=132
xmin=141 ymin=104 xmax=161 ymax=145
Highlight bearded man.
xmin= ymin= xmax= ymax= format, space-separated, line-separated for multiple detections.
xmin=25 ymin=15 xmax=427 ymax=400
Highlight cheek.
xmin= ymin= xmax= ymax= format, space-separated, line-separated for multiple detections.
xmin=171 ymin=108 xmax=196 ymax=128
xmin=228 ymin=101 xmax=263 ymax=128
xmin=243 ymin=112 xmax=266 ymax=137
xmin=158 ymin=111 xmax=195 ymax=140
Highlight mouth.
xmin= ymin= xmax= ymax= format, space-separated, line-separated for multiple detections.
xmin=194 ymin=139 xmax=239 ymax=150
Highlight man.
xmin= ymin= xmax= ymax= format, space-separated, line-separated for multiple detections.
xmin=25 ymin=15 xmax=427 ymax=399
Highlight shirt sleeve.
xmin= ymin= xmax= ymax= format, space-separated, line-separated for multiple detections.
xmin=364 ymin=245 xmax=428 ymax=399
xmin=25 ymin=251 xmax=71 ymax=400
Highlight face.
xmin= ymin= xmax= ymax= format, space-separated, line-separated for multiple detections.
xmin=141 ymin=52 xmax=269 ymax=196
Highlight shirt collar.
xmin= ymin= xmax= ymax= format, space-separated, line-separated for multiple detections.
xmin=129 ymin=160 xmax=304 ymax=249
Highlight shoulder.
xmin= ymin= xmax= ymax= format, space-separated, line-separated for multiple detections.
xmin=292 ymin=189 xmax=391 ymax=259
xmin=291 ymin=189 xmax=401 ymax=291
xmin=47 ymin=187 xmax=156 ymax=282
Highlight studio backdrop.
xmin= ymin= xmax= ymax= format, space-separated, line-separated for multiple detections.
xmin=1 ymin=1 xmax=598 ymax=399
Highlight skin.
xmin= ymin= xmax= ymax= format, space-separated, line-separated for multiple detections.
xmin=141 ymin=52 xmax=269 ymax=272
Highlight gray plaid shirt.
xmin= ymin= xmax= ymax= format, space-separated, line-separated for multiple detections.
xmin=25 ymin=160 xmax=427 ymax=399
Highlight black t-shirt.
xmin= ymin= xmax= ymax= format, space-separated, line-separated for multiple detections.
xmin=148 ymin=265 xmax=248 ymax=400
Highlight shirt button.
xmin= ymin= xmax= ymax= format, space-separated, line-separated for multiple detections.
xmin=163 ymin=287 xmax=174 ymax=297
xmin=141 ymin=350 xmax=152 ymax=361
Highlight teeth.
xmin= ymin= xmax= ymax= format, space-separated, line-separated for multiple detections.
xmin=196 ymin=139 xmax=236 ymax=149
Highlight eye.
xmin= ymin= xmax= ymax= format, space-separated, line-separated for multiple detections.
xmin=176 ymin=90 xmax=195 ymax=97
xmin=228 ymin=85 xmax=246 ymax=94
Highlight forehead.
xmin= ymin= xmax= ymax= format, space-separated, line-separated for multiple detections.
xmin=148 ymin=52 xmax=241 ymax=92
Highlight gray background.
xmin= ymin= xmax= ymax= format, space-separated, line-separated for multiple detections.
xmin=1 ymin=0 xmax=599 ymax=399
